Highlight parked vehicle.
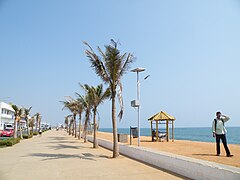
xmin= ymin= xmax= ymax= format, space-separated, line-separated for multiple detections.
xmin=4 ymin=123 xmax=14 ymax=130
xmin=1 ymin=129 xmax=14 ymax=137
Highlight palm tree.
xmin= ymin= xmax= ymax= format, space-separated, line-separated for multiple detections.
xmin=64 ymin=115 xmax=73 ymax=133
xmin=64 ymin=115 xmax=69 ymax=133
xmin=75 ymin=98 xmax=84 ymax=140
xmin=29 ymin=116 xmax=35 ymax=135
xmin=84 ymin=40 xmax=134 ymax=157
xmin=23 ymin=107 xmax=32 ymax=136
xmin=61 ymin=98 xmax=78 ymax=138
xmin=90 ymin=84 xmax=110 ymax=148
xmin=11 ymin=104 xmax=21 ymax=138
xmin=69 ymin=117 xmax=73 ymax=135
xmin=35 ymin=113 xmax=40 ymax=133
xmin=76 ymin=84 xmax=92 ymax=143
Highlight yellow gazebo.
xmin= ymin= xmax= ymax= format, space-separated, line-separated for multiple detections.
xmin=148 ymin=111 xmax=176 ymax=142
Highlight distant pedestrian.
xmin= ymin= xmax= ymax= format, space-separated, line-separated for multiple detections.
xmin=212 ymin=112 xmax=233 ymax=157
xmin=39 ymin=129 xmax=42 ymax=136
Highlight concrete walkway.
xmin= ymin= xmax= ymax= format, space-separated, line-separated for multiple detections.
xmin=0 ymin=130 xmax=184 ymax=180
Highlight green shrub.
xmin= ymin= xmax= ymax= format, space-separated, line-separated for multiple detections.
xmin=33 ymin=132 xmax=38 ymax=136
xmin=0 ymin=138 xmax=20 ymax=147
xmin=23 ymin=134 xmax=33 ymax=139
xmin=42 ymin=129 xmax=49 ymax=133
xmin=30 ymin=130 xmax=33 ymax=135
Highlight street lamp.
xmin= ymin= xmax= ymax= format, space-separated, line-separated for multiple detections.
xmin=131 ymin=67 xmax=146 ymax=146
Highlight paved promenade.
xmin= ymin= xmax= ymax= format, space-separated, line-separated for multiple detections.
xmin=0 ymin=130 xmax=184 ymax=180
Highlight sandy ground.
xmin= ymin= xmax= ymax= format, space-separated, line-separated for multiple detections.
xmin=0 ymin=130 xmax=185 ymax=180
xmin=97 ymin=131 xmax=240 ymax=167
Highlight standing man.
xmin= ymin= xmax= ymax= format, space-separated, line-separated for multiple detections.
xmin=212 ymin=112 xmax=233 ymax=157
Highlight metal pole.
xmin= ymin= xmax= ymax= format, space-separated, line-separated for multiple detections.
xmin=137 ymin=72 xmax=140 ymax=146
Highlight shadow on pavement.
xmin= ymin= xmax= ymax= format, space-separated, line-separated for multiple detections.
xmin=47 ymin=144 xmax=90 ymax=150
xmin=46 ymin=137 xmax=68 ymax=141
xmin=28 ymin=153 xmax=108 ymax=161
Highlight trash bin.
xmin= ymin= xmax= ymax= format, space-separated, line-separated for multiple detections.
xmin=131 ymin=127 xmax=138 ymax=138
xmin=117 ymin=134 xmax=128 ymax=143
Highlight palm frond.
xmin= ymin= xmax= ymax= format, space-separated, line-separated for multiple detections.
xmin=84 ymin=41 xmax=111 ymax=84
xmin=120 ymin=53 xmax=135 ymax=76
xmin=117 ymin=80 xmax=124 ymax=120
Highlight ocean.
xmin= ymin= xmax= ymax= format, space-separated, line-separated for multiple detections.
xmin=99 ymin=127 xmax=239 ymax=145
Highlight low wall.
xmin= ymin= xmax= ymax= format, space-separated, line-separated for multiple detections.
xmin=87 ymin=136 xmax=240 ymax=180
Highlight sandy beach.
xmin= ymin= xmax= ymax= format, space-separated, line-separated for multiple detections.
xmin=97 ymin=131 xmax=240 ymax=168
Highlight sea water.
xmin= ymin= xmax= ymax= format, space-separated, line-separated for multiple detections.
xmin=99 ymin=127 xmax=239 ymax=145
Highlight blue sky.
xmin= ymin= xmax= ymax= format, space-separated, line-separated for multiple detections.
xmin=0 ymin=0 xmax=240 ymax=128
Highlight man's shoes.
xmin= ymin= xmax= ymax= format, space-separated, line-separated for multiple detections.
xmin=216 ymin=154 xmax=220 ymax=156
xmin=227 ymin=154 xmax=233 ymax=157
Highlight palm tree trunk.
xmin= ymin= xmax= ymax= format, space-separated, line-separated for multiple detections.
xmin=39 ymin=118 xmax=41 ymax=131
xmin=93 ymin=108 xmax=98 ymax=148
xmin=20 ymin=126 xmax=23 ymax=139
xmin=26 ymin=118 xmax=30 ymax=136
xmin=83 ymin=116 xmax=89 ymax=143
xmin=74 ymin=114 xmax=77 ymax=138
xmin=112 ymin=94 xmax=119 ymax=158
xmin=18 ymin=121 xmax=23 ymax=139
xmin=72 ymin=122 xmax=74 ymax=136
xmin=69 ymin=122 xmax=71 ymax=135
xmin=14 ymin=118 xmax=18 ymax=138
xmin=36 ymin=120 xmax=38 ymax=133
xmin=78 ymin=114 xmax=81 ymax=140
xmin=66 ymin=122 xmax=68 ymax=133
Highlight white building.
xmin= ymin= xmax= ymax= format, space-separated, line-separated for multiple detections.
xmin=0 ymin=102 xmax=15 ymax=131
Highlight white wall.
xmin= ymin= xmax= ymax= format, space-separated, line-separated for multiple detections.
xmin=87 ymin=136 xmax=240 ymax=180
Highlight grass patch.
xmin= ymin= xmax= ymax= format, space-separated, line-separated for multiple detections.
xmin=33 ymin=132 xmax=38 ymax=136
xmin=23 ymin=134 xmax=33 ymax=139
xmin=0 ymin=138 xmax=20 ymax=147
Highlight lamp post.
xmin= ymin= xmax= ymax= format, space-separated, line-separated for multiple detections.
xmin=131 ymin=67 xmax=146 ymax=146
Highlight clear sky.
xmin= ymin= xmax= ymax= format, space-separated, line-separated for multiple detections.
xmin=1 ymin=0 xmax=240 ymax=128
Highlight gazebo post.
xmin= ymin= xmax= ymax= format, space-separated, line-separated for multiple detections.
xmin=150 ymin=121 xmax=153 ymax=141
xmin=166 ymin=120 xmax=169 ymax=142
xmin=156 ymin=120 xmax=159 ymax=141
xmin=172 ymin=120 xmax=174 ymax=142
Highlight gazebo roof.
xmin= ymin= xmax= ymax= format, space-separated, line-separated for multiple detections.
xmin=148 ymin=111 xmax=175 ymax=121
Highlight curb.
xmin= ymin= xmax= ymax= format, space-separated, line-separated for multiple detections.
xmin=87 ymin=135 xmax=240 ymax=180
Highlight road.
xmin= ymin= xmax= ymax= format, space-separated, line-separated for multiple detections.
xmin=0 ymin=130 xmax=184 ymax=180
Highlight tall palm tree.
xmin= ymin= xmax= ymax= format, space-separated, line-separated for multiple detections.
xmin=23 ymin=106 xmax=32 ymax=136
xmin=64 ymin=115 xmax=70 ymax=133
xmin=90 ymin=84 xmax=110 ymax=148
xmin=29 ymin=116 xmax=35 ymax=135
xmin=61 ymin=98 xmax=78 ymax=138
xmin=35 ymin=113 xmax=41 ymax=132
xmin=75 ymin=98 xmax=84 ymax=140
xmin=64 ymin=114 xmax=73 ymax=133
xmin=11 ymin=104 xmax=21 ymax=138
xmin=69 ymin=117 xmax=73 ymax=135
xmin=84 ymin=40 xmax=134 ymax=157
xmin=76 ymin=85 xmax=92 ymax=143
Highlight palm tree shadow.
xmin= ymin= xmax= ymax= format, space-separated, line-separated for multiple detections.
xmin=47 ymin=144 xmax=89 ymax=150
xmin=47 ymin=137 xmax=68 ymax=141
xmin=28 ymin=152 xmax=109 ymax=161
xmin=44 ymin=141 xmax=78 ymax=144
xmin=192 ymin=154 xmax=217 ymax=157
xmin=28 ymin=153 xmax=94 ymax=161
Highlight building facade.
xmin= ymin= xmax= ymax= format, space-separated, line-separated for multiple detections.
xmin=0 ymin=102 xmax=15 ymax=131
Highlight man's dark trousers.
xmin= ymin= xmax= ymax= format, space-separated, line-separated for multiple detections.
xmin=216 ymin=134 xmax=230 ymax=155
